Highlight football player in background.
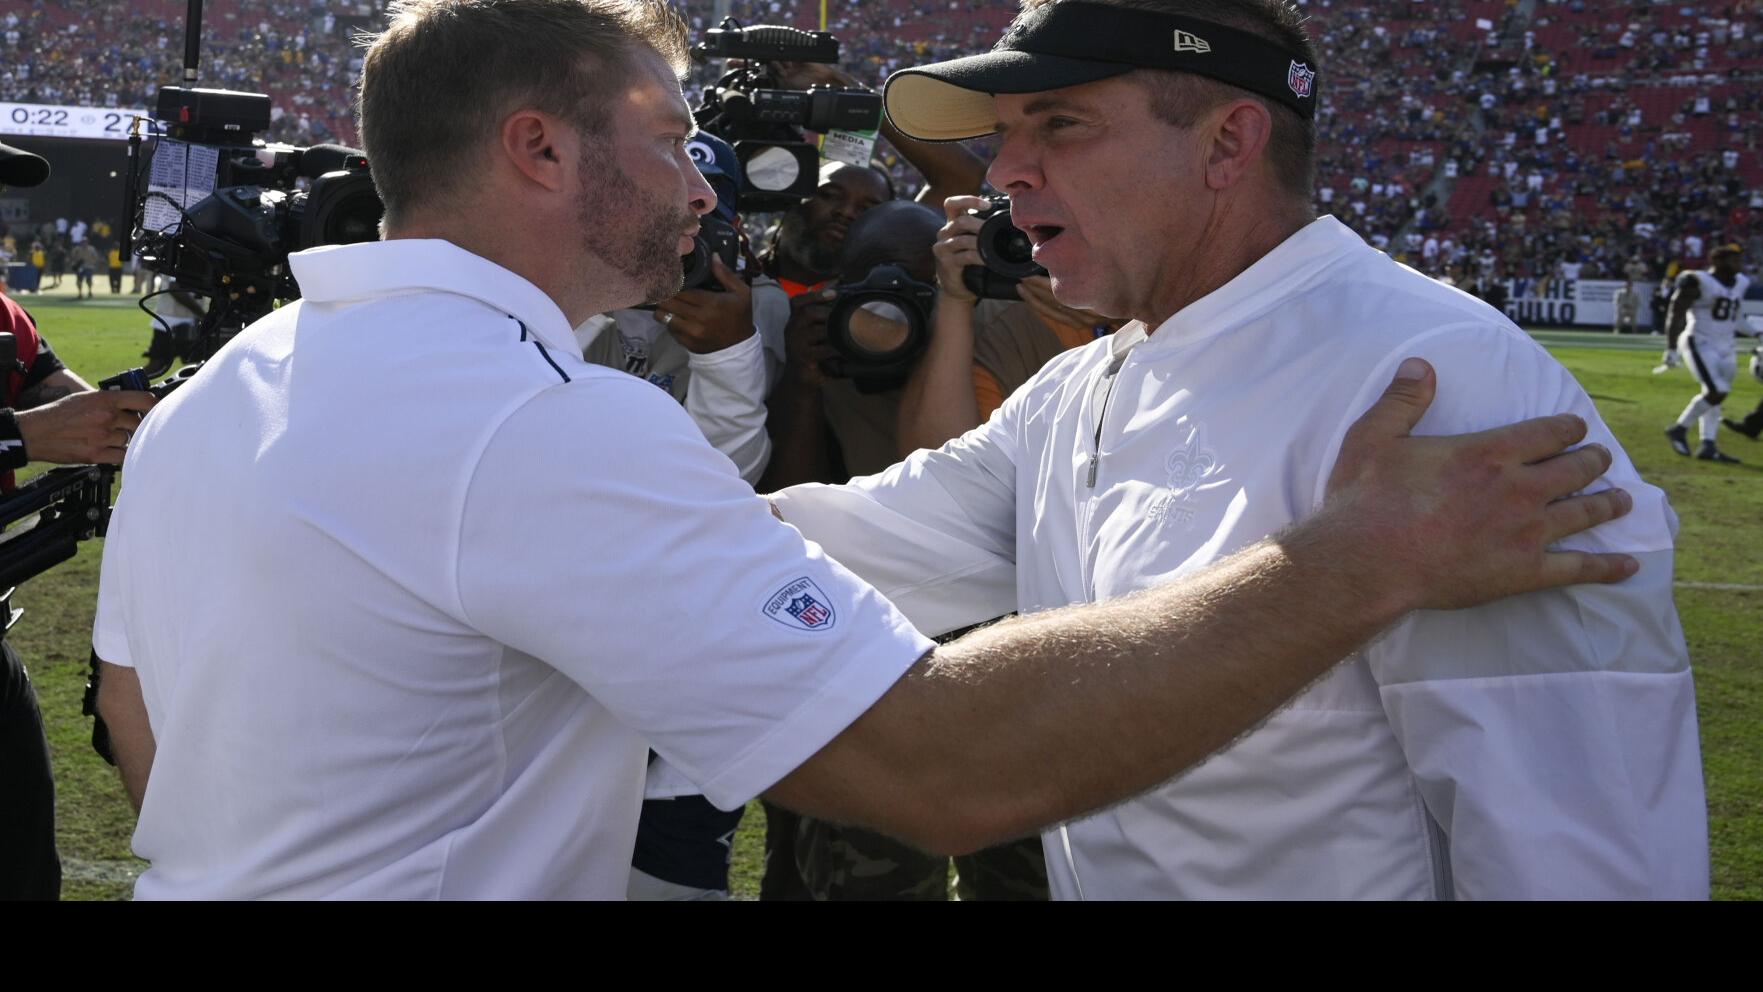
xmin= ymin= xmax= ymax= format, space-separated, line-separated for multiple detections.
xmin=1664 ymin=244 xmax=1751 ymax=463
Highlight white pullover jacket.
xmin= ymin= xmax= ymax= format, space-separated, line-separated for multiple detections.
xmin=775 ymin=216 xmax=1708 ymax=900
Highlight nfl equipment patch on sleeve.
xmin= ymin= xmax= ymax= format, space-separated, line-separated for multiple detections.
xmin=763 ymin=576 xmax=838 ymax=632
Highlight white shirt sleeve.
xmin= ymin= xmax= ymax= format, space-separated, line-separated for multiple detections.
xmin=770 ymin=387 xmax=1026 ymax=638
xmin=92 ymin=480 xmax=137 ymax=668
xmin=685 ymin=331 xmax=772 ymax=485
xmin=1335 ymin=324 xmax=1709 ymax=899
xmin=749 ymin=278 xmax=790 ymax=393
xmin=455 ymin=376 xmax=932 ymax=811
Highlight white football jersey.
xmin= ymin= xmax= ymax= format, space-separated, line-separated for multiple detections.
xmin=1682 ymin=270 xmax=1752 ymax=351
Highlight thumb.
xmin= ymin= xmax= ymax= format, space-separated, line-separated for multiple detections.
xmin=1355 ymin=357 xmax=1436 ymax=440
xmin=711 ymin=255 xmax=747 ymax=294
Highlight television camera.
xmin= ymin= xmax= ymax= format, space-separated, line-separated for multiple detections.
xmin=119 ymin=1 xmax=384 ymax=376
xmin=691 ymin=19 xmax=882 ymax=213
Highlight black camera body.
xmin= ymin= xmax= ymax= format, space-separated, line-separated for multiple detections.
xmin=691 ymin=20 xmax=881 ymax=213
xmin=681 ymin=214 xmax=743 ymax=292
xmin=962 ymin=196 xmax=1048 ymax=301
xmin=693 ymin=22 xmax=842 ymax=63
xmin=122 ymin=86 xmax=385 ymax=363
xmin=709 ymin=80 xmax=882 ymax=135
xmin=825 ymin=264 xmax=938 ymax=384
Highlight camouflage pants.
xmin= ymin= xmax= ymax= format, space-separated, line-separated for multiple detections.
xmin=760 ymin=803 xmax=1048 ymax=901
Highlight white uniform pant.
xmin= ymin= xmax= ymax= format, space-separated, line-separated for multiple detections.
xmin=1677 ymin=335 xmax=1736 ymax=441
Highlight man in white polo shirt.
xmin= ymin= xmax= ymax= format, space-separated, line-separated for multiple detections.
xmin=89 ymin=0 xmax=1638 ymax=899
xmin=772 ymin=0 xmax=1708 ymax=898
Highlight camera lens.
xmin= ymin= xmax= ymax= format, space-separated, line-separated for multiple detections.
xmin=976 ymin=208 xmax=1045 ymax=280
xmin=844 ymin=300 xmax=913 ymax=356
xmin=824 ymin=265 xmax=937 ymax=381
xmin=681 ymin=234 xmax=712 ymax=289
xmin=297 ymin=171 xmax=385 ymax=250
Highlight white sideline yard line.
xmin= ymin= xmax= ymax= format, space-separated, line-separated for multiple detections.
xmin=1675 ymin=581 xmax=1763 ymax=592
xmin=1526 ymin=330 xmax=1663 ymax=352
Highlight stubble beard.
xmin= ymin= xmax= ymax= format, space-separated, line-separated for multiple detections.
xmin=578 ymin=144 xmax=697 ymax=306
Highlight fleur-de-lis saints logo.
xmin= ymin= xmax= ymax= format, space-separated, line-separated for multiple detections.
xmin=1164 ymin=421 xmax=1218 ymax=501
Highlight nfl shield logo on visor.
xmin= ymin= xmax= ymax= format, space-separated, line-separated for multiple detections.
xmin=764 ymin=576 xmax=838 ymax=632
xmin=1287 ymin=61 xmax=1316 ymax=99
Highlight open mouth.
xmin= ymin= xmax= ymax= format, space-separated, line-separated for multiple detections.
xmin=1025 ymin=224 xmax=1065 ymax=249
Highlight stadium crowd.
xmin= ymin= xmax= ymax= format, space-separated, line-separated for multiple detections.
xmin=2 ymin=1 xmax=370 ymax=147
xmin=3 ymin=0 xmax=1757 ymax=290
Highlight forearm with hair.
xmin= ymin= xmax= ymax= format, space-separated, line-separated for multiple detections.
xmin=758 ymin=379 xmax=834 ymax=490
xmin=95 ymin=661 xmax=155 ymax=813
xmin=15 ymin=380 xmax=76 ymax=409
xmin=15 ymin=369 xmax=93 ymax=411
xmin=770 ymin=510 xmax=1408 ymax=854
xmin=896 ymin=299 xmax=982 ymax=457
xmin=883 ymin=120 xmax=987 ymax=207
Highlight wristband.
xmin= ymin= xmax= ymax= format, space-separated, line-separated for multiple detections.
xmin=0 ymin=409 xmax=28 ymax=470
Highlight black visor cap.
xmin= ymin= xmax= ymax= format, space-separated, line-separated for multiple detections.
xmin=884 ymin=2 xmax=1319 ymax=142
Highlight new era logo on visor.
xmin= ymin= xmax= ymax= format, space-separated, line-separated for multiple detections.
xmin=763 ymin=576 xmax=838 ymax=632
xmin=1287 ymin=61 xmax=1316 ymax=99
xmin=1172 ymin=29 xmax=1211 ymax=54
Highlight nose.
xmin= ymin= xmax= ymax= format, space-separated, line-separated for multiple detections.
xmin=686 ymin=162 xmax=717 ymax=218
xmin=985 ymin=129 xmax=1041 ymax=194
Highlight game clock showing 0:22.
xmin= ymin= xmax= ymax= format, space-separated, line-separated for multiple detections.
xmin=1 ymin=102 xmax=148 ymax=142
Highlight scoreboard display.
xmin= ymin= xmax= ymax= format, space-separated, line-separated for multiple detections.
xmin=1 ymin=101 xmax=148 ymax=141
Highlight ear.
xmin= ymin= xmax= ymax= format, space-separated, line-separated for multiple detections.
xmin=1204 ymin=99 xmax=1276 ymax=192
xmin=497 ymin=108 xmax=574 ymax=193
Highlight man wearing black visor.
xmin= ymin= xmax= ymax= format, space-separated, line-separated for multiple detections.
xmin=769 ymin=1 xmax=1708 ymax=899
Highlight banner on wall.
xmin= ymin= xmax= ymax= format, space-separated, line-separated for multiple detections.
xmin=1502 ymin=278 xmax=1763 ymax=329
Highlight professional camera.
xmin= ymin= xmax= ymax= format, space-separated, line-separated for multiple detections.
xmin=0 ymin=364 xmax=196 ymax=594
xmin=120 ymin=85 xmax=384 ymax=367
xmin=0 ymin=361 xmax=198 ymax=767
xmin=681 ymin=213 xmax=743 ymax=292
xmin=627 ymin=133 xmax=751 ymax=306
xmin=824 ymin=263 xmax=938 ymax=383
xmin=691 ymin=19 xmax=882 ymax=212
xmin=962 ymin=196 xmax=1048 ymax=301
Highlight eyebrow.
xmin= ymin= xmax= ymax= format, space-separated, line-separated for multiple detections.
xmin=667 ymin=107 xmax=699 ymax=139
xmin=994 ymin=95 xmax=1094 ymax=132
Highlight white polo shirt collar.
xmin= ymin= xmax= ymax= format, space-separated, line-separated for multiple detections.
xmin=290 ymin=238 xmax=579 ymax=356
xmin=1137 ymin=214 xmax=1365 ymax=354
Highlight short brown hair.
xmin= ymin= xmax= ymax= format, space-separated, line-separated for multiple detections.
xmin=1017 ymin=0 xmax=1317 ymax=198
xmin=358 ymin=0 xmax=689 ymax=228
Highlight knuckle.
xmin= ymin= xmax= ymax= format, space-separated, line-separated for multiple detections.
xmin=1572 ymin=496 xmax=1600 ymax=528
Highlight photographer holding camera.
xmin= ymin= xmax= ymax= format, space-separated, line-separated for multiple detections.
xmin=755 ymin=199 xmax=1054 ymax=901
xmin=896 ymin=193 xmax=1129 ymax=457
xmin=752 ymin=57 xmax=988 ymax=298
xmin=577 ymin=131 xmax=788 ymax=487
xmin=0 ymin=141 xmax=157 ymax=900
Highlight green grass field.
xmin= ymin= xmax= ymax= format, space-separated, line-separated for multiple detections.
xmin=9 ymin=284 xmax=1760 ymax=900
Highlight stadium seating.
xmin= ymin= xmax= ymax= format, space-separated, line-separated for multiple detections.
xmin=2 ymin=0 xmax=1755 ymax=282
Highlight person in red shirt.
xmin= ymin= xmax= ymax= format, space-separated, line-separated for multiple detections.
xmin=0 ymin=141 xmax=156 ymax=899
